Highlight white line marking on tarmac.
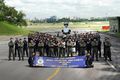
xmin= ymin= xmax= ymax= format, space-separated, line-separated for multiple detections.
xmin=107 ymin=61 xmax=117 ymax=71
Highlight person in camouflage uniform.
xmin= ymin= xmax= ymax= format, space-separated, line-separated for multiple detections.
xmin=91 ymin=39 xmax=99 ymax=61
xmin=71 ymin=40 xmax=76 ymax=56
xmin=103 ymin=37 xmax=112 ymax=61
xmin=78 ymin=39 xmax=86 ymax=56
xmin=48 ymin=40 xmax=54 ymax=57
xmin=14 ymin=38 xmax=19 ymax=57
xmin=54 ymin=41 xmax=59 ymax=57
xmin=38 ymin=40 xmax=44 ymax=56
xmin=28 ymin=40 xmax=35 ymax=57
xmin=18 ymin=39 xmax=23 ymax=60
xmin=86 ymin=39 xmax=91 ymax=55
xmin=59 ymin=40 xmax=66 ymax=57
xmin=67 ymin=39 xmax=73 ymax=57
xmin=8 ymin=38 xmax=15 ymax=60
xmin=45 ymin=39 xmax=49 ymax=57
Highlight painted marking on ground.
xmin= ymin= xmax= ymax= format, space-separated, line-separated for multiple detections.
xmin=47 ymin=68 xmax=61 ymax=80
xmin=107 ymin=61 xmax=117 ymax=71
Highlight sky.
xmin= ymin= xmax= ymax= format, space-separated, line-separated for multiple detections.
xmin=4 ymin=0 xmax=120 ymax=19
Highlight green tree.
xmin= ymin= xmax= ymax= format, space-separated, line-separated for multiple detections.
xmin=0 ymin=0 xmax=27 ymax=26
xmin=16 ymin=11 xmax=27 ymax=26
xmin=0 ymin=0 xmax=5 ymax=21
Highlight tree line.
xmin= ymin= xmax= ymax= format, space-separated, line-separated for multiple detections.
xmin=0 ymin=0 xmax=27 ymax=26
xmin=31 ymin=16 xmax=108 ymax=23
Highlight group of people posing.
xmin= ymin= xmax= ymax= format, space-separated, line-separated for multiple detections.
xmin=8 ymin=31 xmax=112 ymax=61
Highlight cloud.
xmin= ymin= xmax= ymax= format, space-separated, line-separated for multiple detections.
xmin=4 ymin=0 xmax=120 ymax=19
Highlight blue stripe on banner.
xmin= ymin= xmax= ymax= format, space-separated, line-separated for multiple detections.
xmin=33 ymin=56 xmax=87 ymax=68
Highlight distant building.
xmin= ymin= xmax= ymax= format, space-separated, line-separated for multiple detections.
xmin=109 ymin=17 xmax=120 ymax=33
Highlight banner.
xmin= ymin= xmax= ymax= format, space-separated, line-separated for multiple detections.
xmin=102 ymin=26 xmax=110 ymax=31
xmin=33 ymin=56 xmax=87 ymax=68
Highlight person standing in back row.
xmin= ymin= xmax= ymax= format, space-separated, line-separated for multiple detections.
xmin=79 ymin=39 xmax=86 ymax=56
xmin=86 ymin=39 xmax=91 ymax=55
xmin=38 ymin=40 xmax=44 ymax=56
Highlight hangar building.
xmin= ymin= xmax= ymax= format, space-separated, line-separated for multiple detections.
xmin=109 ymin=17 xmax=120 ymax=33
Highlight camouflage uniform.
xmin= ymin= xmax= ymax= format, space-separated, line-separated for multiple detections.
xmin=8 ymin=40 xmax=15 ymax=60
xmin=59 ymin=41 xmax=65 ymax=57
xmin=45 ymin=40 xmax=49 ymax=57
xmin=86 ymin=40 xmax=91 ymax=55
xmin=28 ymin=41 xmax=35 ymax=57
xmin=91 ymin=39 xmax=99 ymax=61
xmin=103 ymin=38 xmax=112 ymax=61
xmin=54 ymin=42 xmax=59 ymax=57
xmin=79 ymin=40 xmax=86 ymax=56
xmin=48 ymin=41 xmax=54 ymax=57
xmin=71 ymin=41 xmax=76 ymax=56
xmin=38 ymin=41 xmax=44 ymax=56
xmin=67 ymin=41 xmax=73 ymax=57
xmin=18 ymin=39 xmax=23 ymax=60
xmin=14 ymin=38 xmax=19 ymax=57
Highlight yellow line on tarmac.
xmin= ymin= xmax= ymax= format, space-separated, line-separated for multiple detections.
xmin=47 ymin=68 xmax=61 ymax=80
